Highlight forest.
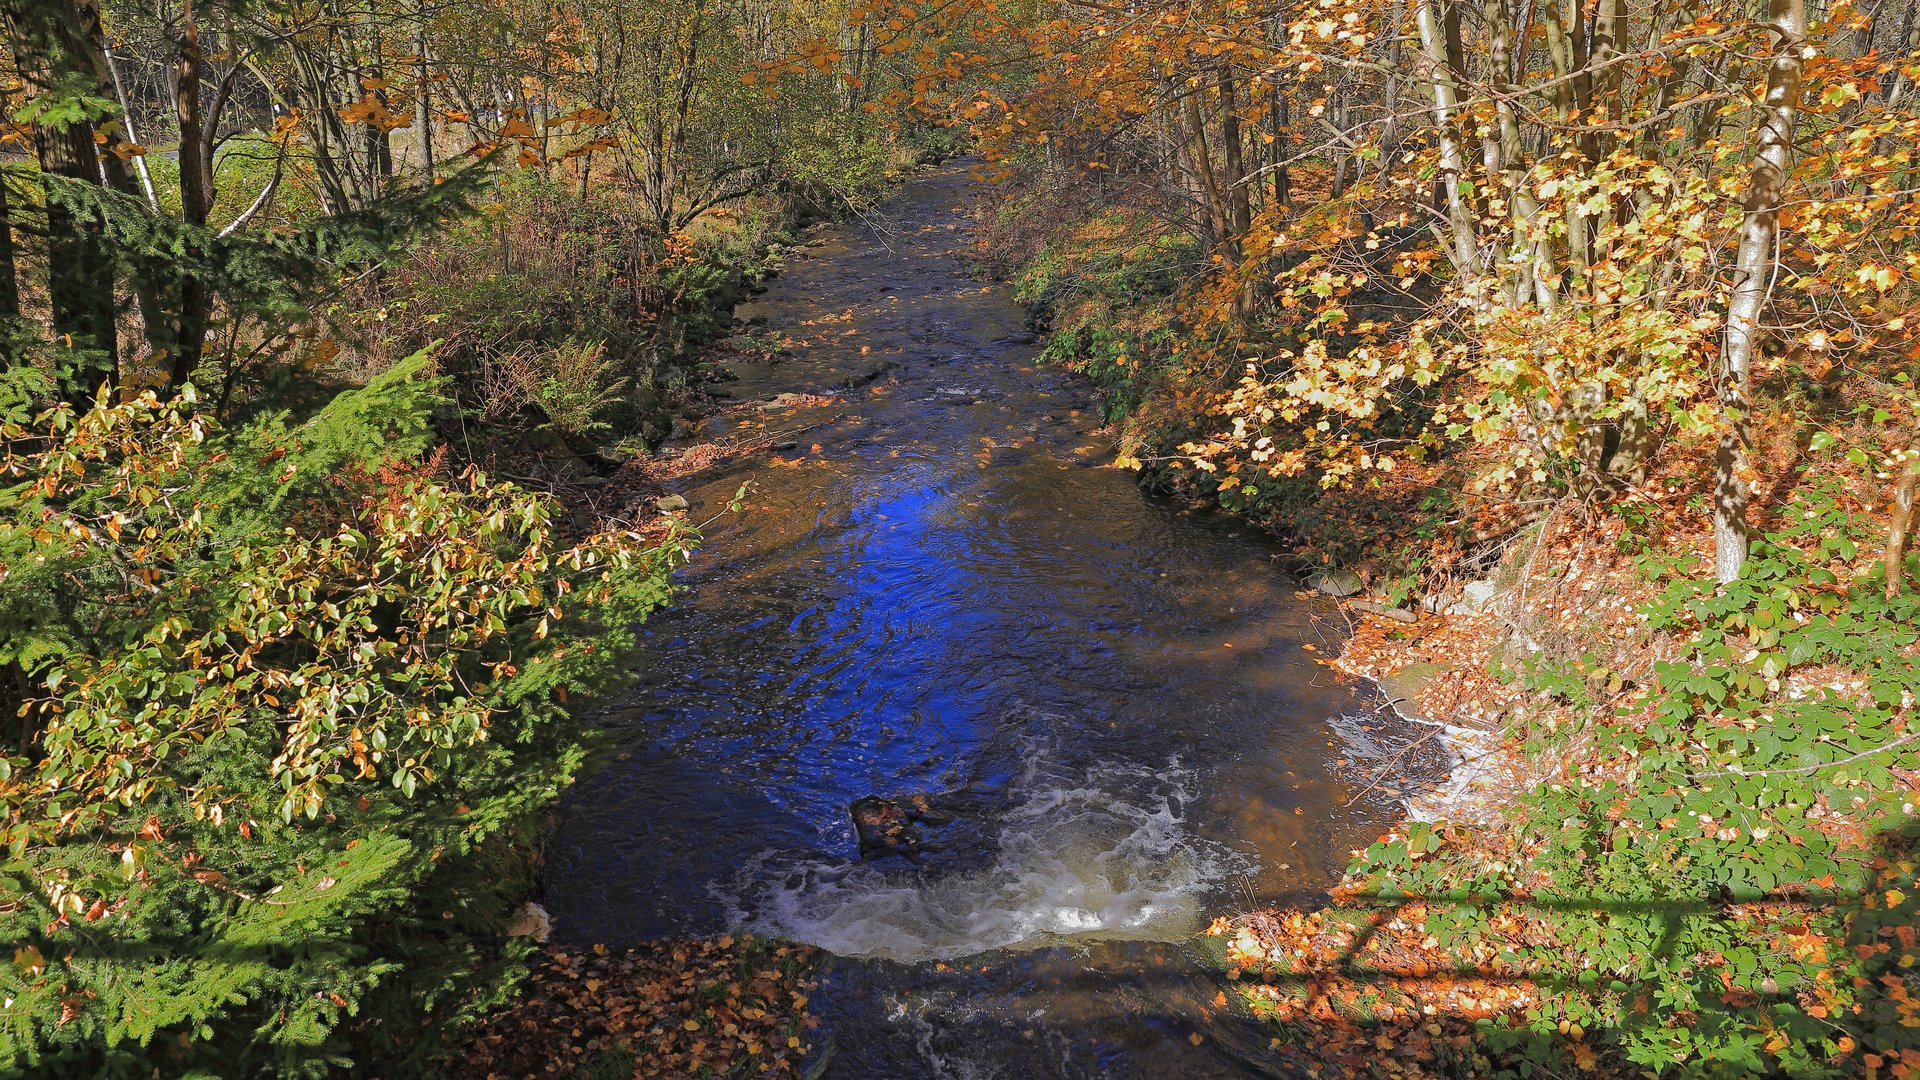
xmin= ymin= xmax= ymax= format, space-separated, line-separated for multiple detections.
xmin=1 ymin=0 xmax=1918 ymax=1076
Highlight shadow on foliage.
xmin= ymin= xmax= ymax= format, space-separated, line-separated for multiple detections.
xmin=1201 ymin=819 xmax=1920 ymax=1077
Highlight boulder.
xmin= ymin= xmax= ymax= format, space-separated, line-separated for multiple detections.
xmin=1448 ymin=579 xmax=1498 ymax=616
xmin=1307 ymin=567 xmax=1366 ymax=598
xmin=504 ymin=901 xmax=552 ymax=942
xmin=1346 ymin=598 xmax=1416 ymax=623
xmin=656 ymin=494 xmax=689 ymax=512
xmin=1377 ymin=662 xmax=1443 ymax=725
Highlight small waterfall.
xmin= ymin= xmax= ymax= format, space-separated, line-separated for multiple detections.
xmin=718 ymin=747 xmax=1248 ymax=962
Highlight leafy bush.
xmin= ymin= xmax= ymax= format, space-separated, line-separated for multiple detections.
xmin=777 ymin=113 xmax=919 ymax=216
xmin=1037 ymin=319 xmax=1176 ymax=424
xmin=1337 ymin=475 xmax=1920 ymax=1076
xmin=0 ymin=354 xmax=693 ymax=1076
xmin=1012 ymin=213 xmax=1197 ymax=327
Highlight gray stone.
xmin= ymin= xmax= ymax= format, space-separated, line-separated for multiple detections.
xmin=504 ymin=901 xmax=551 ymax=942
xmin=656 ymin=494 xmax=689 ymax=512
xmin=1347 ymin=598 xmax=1416 ymax=623
xmin=1308 ymin=568 xmax=1366 ymax=598
xmin=1447 ymin=579 xmax=1498 ymax=615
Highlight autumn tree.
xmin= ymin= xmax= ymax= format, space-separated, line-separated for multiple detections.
xmin=932 ymin=0 xmax=1920 ymax=588
xmin=0 ymin=1 xmax=702 ymax=1073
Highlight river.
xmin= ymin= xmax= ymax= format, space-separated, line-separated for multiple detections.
xmin=543 ymin=160 xmax=1430 ymax=1078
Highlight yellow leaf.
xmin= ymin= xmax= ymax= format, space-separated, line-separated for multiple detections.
xmin=14 ymin=946 xmax=45 ymax=975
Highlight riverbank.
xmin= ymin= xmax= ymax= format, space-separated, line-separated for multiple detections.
xmin=450 ymin=936 xmax=822 ymax=1079
xmin=344 ymin=154 xmax=945 ymax=511
xmin=984 ymin=170 xmax=1920 ymax=1077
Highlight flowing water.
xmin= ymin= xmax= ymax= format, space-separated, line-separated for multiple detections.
xmin=545 ymin=161 xmax=1435 ymax=1078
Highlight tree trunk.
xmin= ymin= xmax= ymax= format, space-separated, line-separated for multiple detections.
xmin=1270 ymin=91 xmax=1290 ymax=208
xmin=1886 ymin=411 xmax=1920 ymax=598
xmin=1 ymin=0 xmax=120 ymax=395
xmin=0 ymin=172 xmax=18 ymax=367
xmin=1219 ymin=63 xmax=1256 ymax=315
xmin=169 ymin=0 xmax=215 ymax=392
xmin=1180 ymin=87 xmax=1226 ymax=252
xmin=366 ymin=19 xmax=394 ymax=192
xmin=1485 ymin=0 xmax=1548 ymax=308
xmin=1714 ymin=0 xmax=1805 ymax=584
xmin=105 ymin=45 xmax=159 ymax=210
xmin=1219 ymin=64 xmax=1250 ymax=248
xmin=415 ymin=6 xmax=434 ymax=181
xmin=1883 ymin=0 xmax=1918 ymax=109
xmin=1415 ymin=0 xmax=1481 ymax=278
xmin=1606 ymin=393 xmax=1651 ymax=485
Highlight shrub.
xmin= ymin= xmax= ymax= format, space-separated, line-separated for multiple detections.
xmin=353 ymin=174 xmax=780 ymax=456
xmin=1338 ymin=473 xmax=1920 ymax=1076
xmin=479 ymin=339 xmax=628 ymax=439
xmin=0 ymin=354 xmax=693 ymax=1076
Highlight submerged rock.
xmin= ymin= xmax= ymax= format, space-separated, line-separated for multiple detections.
xmin=656 ymin=494 xmax=689 ymax=512
xmin=760 ymin=392 xmax=812 ymax=412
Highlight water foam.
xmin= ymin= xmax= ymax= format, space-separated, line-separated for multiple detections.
xmin=719 ymin=752 xmax=1245 ymax=962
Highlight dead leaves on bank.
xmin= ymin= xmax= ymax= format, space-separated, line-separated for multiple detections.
xmin=1211 ymin=907 xmax=1549 ymax=1076
xmin=453 ymin=937 xmax=820 ymax=1079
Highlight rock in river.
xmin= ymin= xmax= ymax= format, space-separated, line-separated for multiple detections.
xmin=850 ymin=794 xmax=957 ymax=861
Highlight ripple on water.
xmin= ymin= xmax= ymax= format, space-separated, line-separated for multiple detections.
xmin=716 ymin=739 xmax=1249 ymax=962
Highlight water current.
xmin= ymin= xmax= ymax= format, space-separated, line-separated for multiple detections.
xmin=544 ymin=161 xmax=1437 ymax=1078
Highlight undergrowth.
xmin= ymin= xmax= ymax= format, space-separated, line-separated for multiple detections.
xmin=1319 ymin=473 xmax=1920 ymax=1076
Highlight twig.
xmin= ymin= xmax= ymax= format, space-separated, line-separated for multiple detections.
xmin=1683 ymin=732 xmax=1920 ymax=780
xmin=1342 ymin=721 xmax=1450 ymax=807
